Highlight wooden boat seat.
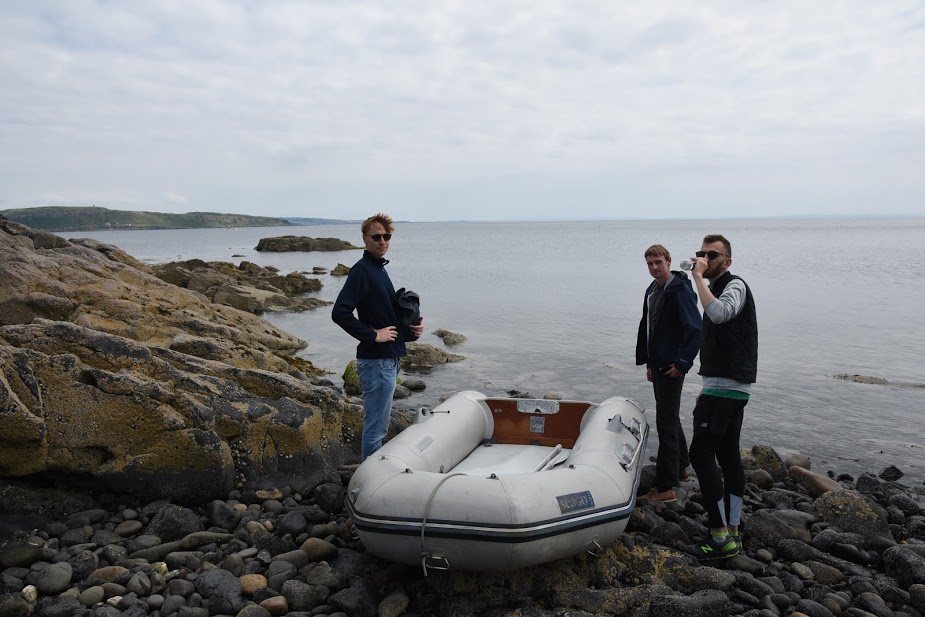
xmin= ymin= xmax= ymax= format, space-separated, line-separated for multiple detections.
xmin=450 ymin=443 xmax=571 ymax=476
xmin=483 ymin=398 xmax=592 ymax=448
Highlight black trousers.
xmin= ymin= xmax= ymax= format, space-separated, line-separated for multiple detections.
xmin=688 ymin=394 xmax=747 ymax=529
xmin=652 ymin=369 xmax=690 ymax=491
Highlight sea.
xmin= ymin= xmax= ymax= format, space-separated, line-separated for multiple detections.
xmin=71 ymin=217 xmax=925 ymax=485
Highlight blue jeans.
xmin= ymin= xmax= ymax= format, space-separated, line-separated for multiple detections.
xmin=357 ymin=357 xmax=400 ymax=460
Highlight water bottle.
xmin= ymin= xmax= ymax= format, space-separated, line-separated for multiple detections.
xmin=680 ymin=258 xmax=696 ymax=271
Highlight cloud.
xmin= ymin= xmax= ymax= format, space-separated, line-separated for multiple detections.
xmin=1 ymin=1 xmax=923 ymax=220
xmin=167 ymin=192 xmax=187 ymax=204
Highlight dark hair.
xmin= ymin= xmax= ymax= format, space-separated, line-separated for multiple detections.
xmin=644 ymin=244 xmax=670 ymax=260
xmin=703 ymin=234 xmax=731 ymax=258
xmin=361 ymin=213 xmax=394 ymax=235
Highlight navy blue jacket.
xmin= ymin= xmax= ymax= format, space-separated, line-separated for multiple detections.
xmin=332 ymin=251 xmax=409 ymax=359
xmin=635 ymin=272 xmax=702 ymax=373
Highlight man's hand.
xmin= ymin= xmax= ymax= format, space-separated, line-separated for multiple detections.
xmin=646 ymin=368 xmax=653 ymax=382
xmin=374 ymin=326 xmax=398 ymax=343
xmin=410 ymin=317 xmax=424 ymax=339
xmin=664 ymin=364 xmax=683 ymax=378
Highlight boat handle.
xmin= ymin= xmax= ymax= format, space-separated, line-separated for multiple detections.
xmin=619 ymin=432 xmax=645 ymax=472
xmin=587 ymin=540 xmax=602 ymax=556
xmin=421 ymin=554 xmax=450 ymax=574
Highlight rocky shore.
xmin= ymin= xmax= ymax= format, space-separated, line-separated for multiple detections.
xmin=2 ymin=215 xmax=924 ymax=616
xmin=1 ymin=451 xmax=924 ymax=617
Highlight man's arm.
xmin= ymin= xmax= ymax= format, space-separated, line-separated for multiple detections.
xmin=702 ymin=279 xmax=746 ymax=324
xmin=332 ymin=270 xmax=377 ymax=343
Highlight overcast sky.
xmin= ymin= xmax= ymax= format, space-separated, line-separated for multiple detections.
xmin=1 ymin=2 xmax=923 ymax=221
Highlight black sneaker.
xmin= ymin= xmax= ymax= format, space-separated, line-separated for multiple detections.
xmin=687 ymin=535 xmax=739 ymax=561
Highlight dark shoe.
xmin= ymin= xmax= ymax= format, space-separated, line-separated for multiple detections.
xmin=641 ymin=488 xmax=677 ymax=503
xmin=687 ymin=535 xmax=739 ymax=561
xmin=679 ymin=467 xmax=692 ymax=481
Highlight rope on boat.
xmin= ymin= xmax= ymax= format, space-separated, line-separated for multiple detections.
xmin=420 ymin=472 xmax=466 ymax=576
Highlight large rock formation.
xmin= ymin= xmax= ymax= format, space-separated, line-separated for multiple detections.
xmin=255 ymin=236 xmax=359 ymax=252
xmin=151 ymin=259 xmax=329 ymax=314
xmin=0 ymin=216 xmax=361 ymax=504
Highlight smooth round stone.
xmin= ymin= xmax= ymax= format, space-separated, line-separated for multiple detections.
xmin=121 ymin=509 xmax=138 ymax=521
xmin=262 ymin=500 xmax=284 ymax=515
xmin=237 ymin=605 xmax=272 ymax=617
xmin=21 ymin=585 xmax=38 ymax=602
xmin=791 ymin=562 xmax=814 ymax=580
xmin=755 ymin=549 xmax=774 ymax=563
xmin=378 ymin=589 xmax=410 ymax=617
xmin=300 ymin=538 xmax=337 ymax=562
xmin=79 ymin=586 xmax=106 ymax=607
xmin=259 ymin=595 xmax=288 ymax=615
xmin=240 ymin=573 xmax=268 ymax=596
xmin=823 ymin=592 xmax=850 ymax=611
xmin=35 ymin=561 xmax=73 ymax=594
xmin=90 ymin=566 xmax=129 ymax=582
xmin=146 ymin=594 xmax=165 ymax=609
xmin=114 ymin=520 xmax=143 ymax=537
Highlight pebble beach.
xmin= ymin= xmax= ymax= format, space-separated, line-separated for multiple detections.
xmin=2 ymin=447 xmax=924 ymax=617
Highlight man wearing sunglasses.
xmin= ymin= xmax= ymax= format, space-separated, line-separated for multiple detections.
xmin=636 ymin=244 xmax=702 ymax=503
xmin=332 ymin=213 xmax=424 ymax=460
xmin=685 ymin=234 xmax=757 ymax=561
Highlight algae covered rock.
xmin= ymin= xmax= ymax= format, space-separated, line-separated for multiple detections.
xmin=400 ymin=342 xmax=464 ymax=373
xmin=342 ymin=360 xmax=362 ymax=396
xmin=814 ymin=489 xmax=895 ymax=543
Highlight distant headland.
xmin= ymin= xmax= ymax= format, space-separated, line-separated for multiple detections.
xmin=0 ymin=206 xmax=355 ymax=232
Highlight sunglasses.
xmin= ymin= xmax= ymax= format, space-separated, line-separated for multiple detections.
xmin=696 ymin=250 xmax=727 ymax=260
xmin=368 ymin=233 xmax=392 ymax=241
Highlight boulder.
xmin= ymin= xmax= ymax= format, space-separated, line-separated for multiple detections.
xmin=255 ymin=236 xmax=359 ymax=252
xmin=401 ymin=342 xmax=465 ymax=372
xmin=789 ymin=465 xmax=843 ymax=497
xmin=751 ymin=444 xmax=788 ymax=481
xmin=152 ymin=259 xmax=327 ymax=314
xmin=0 ymin=218 xmax=364 ymax=503
xmin=432 ymin=328 xmax=467 ymax=346
xmin=814 ymin=490 xmax=895 ymax=543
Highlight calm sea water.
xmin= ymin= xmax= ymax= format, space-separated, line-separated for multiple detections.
xmin=72 ymin=218 xmax=925 ymax=484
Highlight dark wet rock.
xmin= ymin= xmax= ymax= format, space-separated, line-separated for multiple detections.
xmin=331 ymin=263 xmax=350 ymax=276
xmin=0 ymin=542 xmax=43 ymax=568
xmin=749 ymin=468 xmax=776 ymax=489
xmin=880 ymin=466 xmax=905 ymax=482
xmin=313 ymin=483 xmax=346 ymax=514
xmin=255 ymin=236 xmax=358 ymax=252
xmin=329 ymin=578 xmax=378 ymax=617
xmin=205 ymin=499 xmax=242 ymax=531
xmin=36 ymin=594 xmax=83 ymax=617
xmin=35 ymin=561 xmax=73 ymax=594
xmin=883 ymin=546 xmax=925 ymax=588
xmin=281 ymin=579 xmax=329 ymax=612
xmin=746 ymin=510 xmax=810 ymax=548
xmin=795 ymin=598 xmax=836 ymax=617
xmin=196 ymin=567 xmax=244 ymax=614
xmin=647 ymin=588 xmax=729 ymax=616
xmin=402 ymin=378 xmax=426 ymax=391
xmin=146 ymin=504 xmax=202 ymax=542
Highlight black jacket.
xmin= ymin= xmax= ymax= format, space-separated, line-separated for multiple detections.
xmin=635 ymin=272 xmax=702 ymax=373
xmin=699 ymin=272 xmax=758 ymax=384
xmin=394 ymin=288 xmax=421 ymax=342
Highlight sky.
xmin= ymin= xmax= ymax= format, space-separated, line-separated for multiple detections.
xmin=1 ymin=2 xmax=924 ymax=222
